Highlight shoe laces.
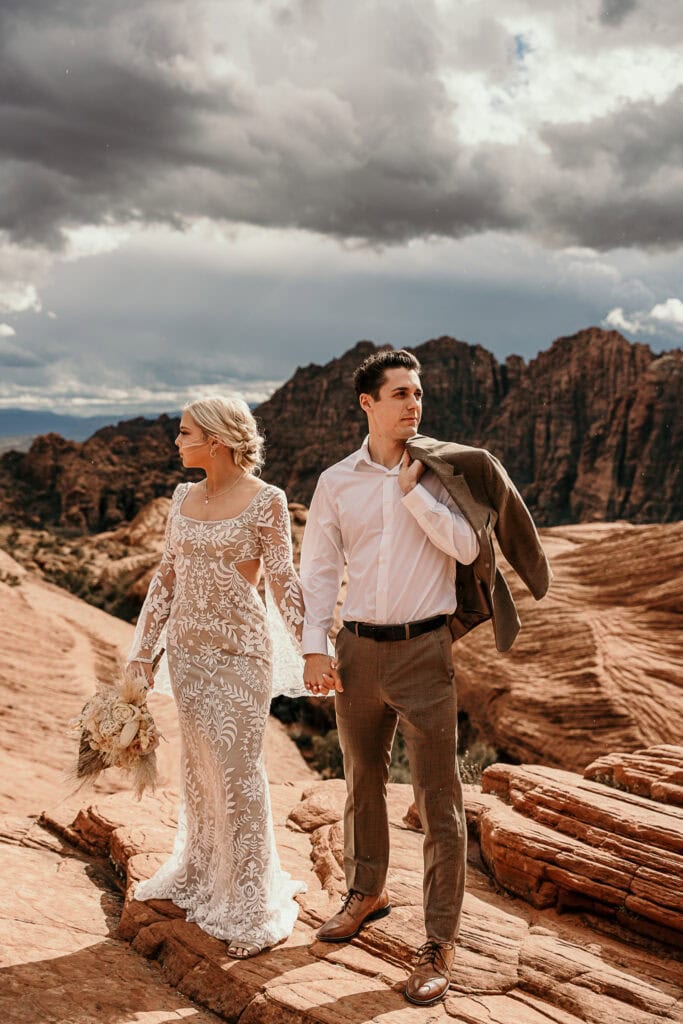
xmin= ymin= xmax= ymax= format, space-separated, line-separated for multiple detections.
xmin=415 ymin=940 xmax=453 ymax=972
xmin=341 ymin=889 xmax=364 ymax=911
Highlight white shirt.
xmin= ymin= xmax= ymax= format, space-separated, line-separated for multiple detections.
xmin=300 ymin=437 xmax=480 ymax=654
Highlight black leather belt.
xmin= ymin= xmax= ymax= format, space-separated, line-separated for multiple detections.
xmin=343 ymin=614 xmax=447 ymax=642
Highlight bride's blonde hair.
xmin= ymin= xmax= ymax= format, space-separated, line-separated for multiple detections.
xmin=184 ymin=396 xmax=265 ymax=474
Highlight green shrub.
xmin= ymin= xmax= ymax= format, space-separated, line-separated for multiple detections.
xmin=458 ymin=741 xmax=500 ymax=785
xmin=301 ymin=723 xmax=501 ymax=786
xmin=309 ymin=729 xmax=345 ymax=779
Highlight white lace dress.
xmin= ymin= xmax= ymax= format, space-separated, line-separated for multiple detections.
xmin=128 ymin=482 xmax=306 ymax=948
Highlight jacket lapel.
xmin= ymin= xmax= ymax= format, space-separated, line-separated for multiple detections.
xmin=442 ymin=471 xmax=488 ymax=533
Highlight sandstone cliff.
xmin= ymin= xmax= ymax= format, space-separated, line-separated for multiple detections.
xmin=2 ymin=555 xmax=681 ymax=1023
xmin=256 ymin=327 xmax=682 ymax=523
xmin=454 ymin=520 xmax=683 ymax=771
xmin=2 ymin=509 xmax=681 ymax=775
xmin=0 ymin=328 xmax=680 ymax=530
xmin=0 ymin=414 xmax=191 ymax=532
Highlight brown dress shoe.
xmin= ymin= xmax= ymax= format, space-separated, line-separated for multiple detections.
xmin=316 ymin=888 xmax=391 ymax=943
xmin=404 ymin=939 xmax=455 ymax=1006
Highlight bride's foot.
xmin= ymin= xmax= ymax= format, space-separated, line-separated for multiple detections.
xmin=227 ymin=941 xmax=263 ymax=959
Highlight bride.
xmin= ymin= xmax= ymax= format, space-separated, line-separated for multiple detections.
xmin=127 ymin=395 xmax=322 ymax=958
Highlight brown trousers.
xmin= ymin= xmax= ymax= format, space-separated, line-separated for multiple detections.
xmin=334 ymin=624 xmax=466 ymax=943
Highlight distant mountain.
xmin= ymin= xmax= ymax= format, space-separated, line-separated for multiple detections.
xmin=0 ymin=415 xmax=187 ymax=530
xmin=0 ymin=435 xmax=35 ymax=455
xmin=0 ymin=328 xmax=680 ymax=530
xmin=0 ymin=409 xmax=130 ymax=443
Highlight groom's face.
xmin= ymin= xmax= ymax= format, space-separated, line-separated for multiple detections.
xmin=361 ymin=367 xmax=423 ymax=440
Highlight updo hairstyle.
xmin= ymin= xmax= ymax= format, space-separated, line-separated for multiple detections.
xmin=184 ymin=396 xmax=265 ymax=474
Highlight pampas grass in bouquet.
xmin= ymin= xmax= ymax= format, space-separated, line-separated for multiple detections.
xmin=69 ymin=664 xmax=161 ymax=799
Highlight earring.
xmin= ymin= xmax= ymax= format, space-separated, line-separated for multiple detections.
xmin=210 ymin=447 xmax=217 ymax=458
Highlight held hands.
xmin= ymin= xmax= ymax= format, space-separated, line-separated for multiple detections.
xmin=398 ymin=451 xmax=425 ymax=495
xmin=303 ymin=653 xmax=343 ymax=696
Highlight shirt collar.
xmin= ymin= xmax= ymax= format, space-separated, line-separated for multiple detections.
xmin=352 ymin=436 xmax=402 ymax=475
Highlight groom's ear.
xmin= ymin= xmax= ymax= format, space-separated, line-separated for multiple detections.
xmin=359 ymin=392 xmax=373 ymax=415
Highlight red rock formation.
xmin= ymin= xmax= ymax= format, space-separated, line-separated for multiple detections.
xmin=34 ymin=768 xmax=682 ymax=1024
xmin=584 ymin=745 xmax=683 ymax=807
xmin=256 ymin=327 xmax=683 ymax=523
xmin=0 ymin=549 xmax=179 ymax=817
xmin=2 ymin=556 xmax=681 ymax=1023
xmin=454 ymin=521 xmax=683 ymax=771
xmin=476 ymin=753 xmax=683 ymax=946
xmin=0 ymin=816 xmax=222 ymax=1024
xmin=0 ymin=415 xmax=192 ymax=532
xmin=485 ymin=329 xmax=680 ymax=523
xmin=0 ymin=328 xmax=680 ymax=530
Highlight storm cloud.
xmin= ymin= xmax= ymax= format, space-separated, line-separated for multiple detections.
xmin=600 ymin=0 xmax=638 ymax=27
xmin=1 ymin=0 xmax=683 ymax=252
xmin=0 ymin=0 xmax=681 ymax=418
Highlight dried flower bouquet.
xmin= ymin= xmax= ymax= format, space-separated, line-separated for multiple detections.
xmin=69 ymin=665 xmax=161 ymax=799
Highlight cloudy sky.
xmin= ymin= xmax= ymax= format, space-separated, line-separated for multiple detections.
xmin=1 ymin=0 xmax=682 ymax=415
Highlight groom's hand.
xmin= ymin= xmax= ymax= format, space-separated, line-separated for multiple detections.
xmin=304 ymin=653 xmax=343 ymax=695
xmin=398 ymin=451 xmax=425 ymax=494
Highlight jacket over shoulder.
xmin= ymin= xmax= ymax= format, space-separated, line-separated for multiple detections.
xmin=406 ymin=435 xmax=552 ymax=652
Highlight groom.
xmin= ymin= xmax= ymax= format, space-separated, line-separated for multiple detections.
xmin=300 ymin=349 xmax=479 ymax=1006
xmin=300 ymin=347 xmax=551 ymax=1006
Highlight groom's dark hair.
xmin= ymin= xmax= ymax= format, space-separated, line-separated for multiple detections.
xmin=353 ymin=349 xmax=421 ymax=399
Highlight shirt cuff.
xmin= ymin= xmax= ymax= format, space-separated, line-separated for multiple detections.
xmin=400 ymin=481 xmax=437 ymax=517
xmin=302 ymin=624 xmax=332 ymax=656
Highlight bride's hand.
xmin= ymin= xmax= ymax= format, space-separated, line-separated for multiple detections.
xmin=128 ymin=660 xmax=154 ymax=689
xmin=303 ymin=654 xmax=342 ymax=695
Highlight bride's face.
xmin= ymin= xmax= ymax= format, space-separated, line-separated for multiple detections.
xmin=176 ymin=412 xmax=210 ymax=467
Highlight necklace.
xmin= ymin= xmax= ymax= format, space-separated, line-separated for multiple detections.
xmin=204 ymin=472 xmax=245 ymax=505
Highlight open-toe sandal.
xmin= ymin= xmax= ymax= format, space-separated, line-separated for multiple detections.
xmin=227 ymin=942 xmax=263 ymax=959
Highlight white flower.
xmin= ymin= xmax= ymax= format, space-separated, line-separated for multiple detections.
xmin=112 ymin=702 xmax=139 ymax=725
xmin=117 ymin=718 xmax=140 ymax=749
xmin=98 ymin=716 xmax=118 ymax=738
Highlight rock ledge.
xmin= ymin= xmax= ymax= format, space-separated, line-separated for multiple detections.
xmin=40 ymin=752 xmax=683 ymax=1024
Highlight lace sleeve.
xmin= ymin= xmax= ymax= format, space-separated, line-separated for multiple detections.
xmin=258 ymin=487 xmax=305 ymax=645
xmin=257 ymin=487 xmax=311 ymax=699
xmin=127 ymin=484 xmax=183 ymax=665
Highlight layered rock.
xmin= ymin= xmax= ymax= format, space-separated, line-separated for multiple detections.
xmin=584 ymin=747 xmax=683 ymax=807
xmin=1 ymin=328 xmax=681 ymax=530
xmin=476 ymin=753 xmax=683 ymax=947
xmin=454 ymin=521 xmax=683 ymax=771
xmin=34 ymin=761 xmax=683 ymax=1024
xmin=0 ymin=816 xmax=223 ymax=1024
xmin=1 ymin=557 xmax=681 ymax=1023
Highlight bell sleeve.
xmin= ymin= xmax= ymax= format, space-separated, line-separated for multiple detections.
xmin=127 ymin=484 xmax=182 ymax=668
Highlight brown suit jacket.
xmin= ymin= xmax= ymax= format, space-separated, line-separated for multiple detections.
xmin=406 ymin=435 xmax=552 ymax=652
